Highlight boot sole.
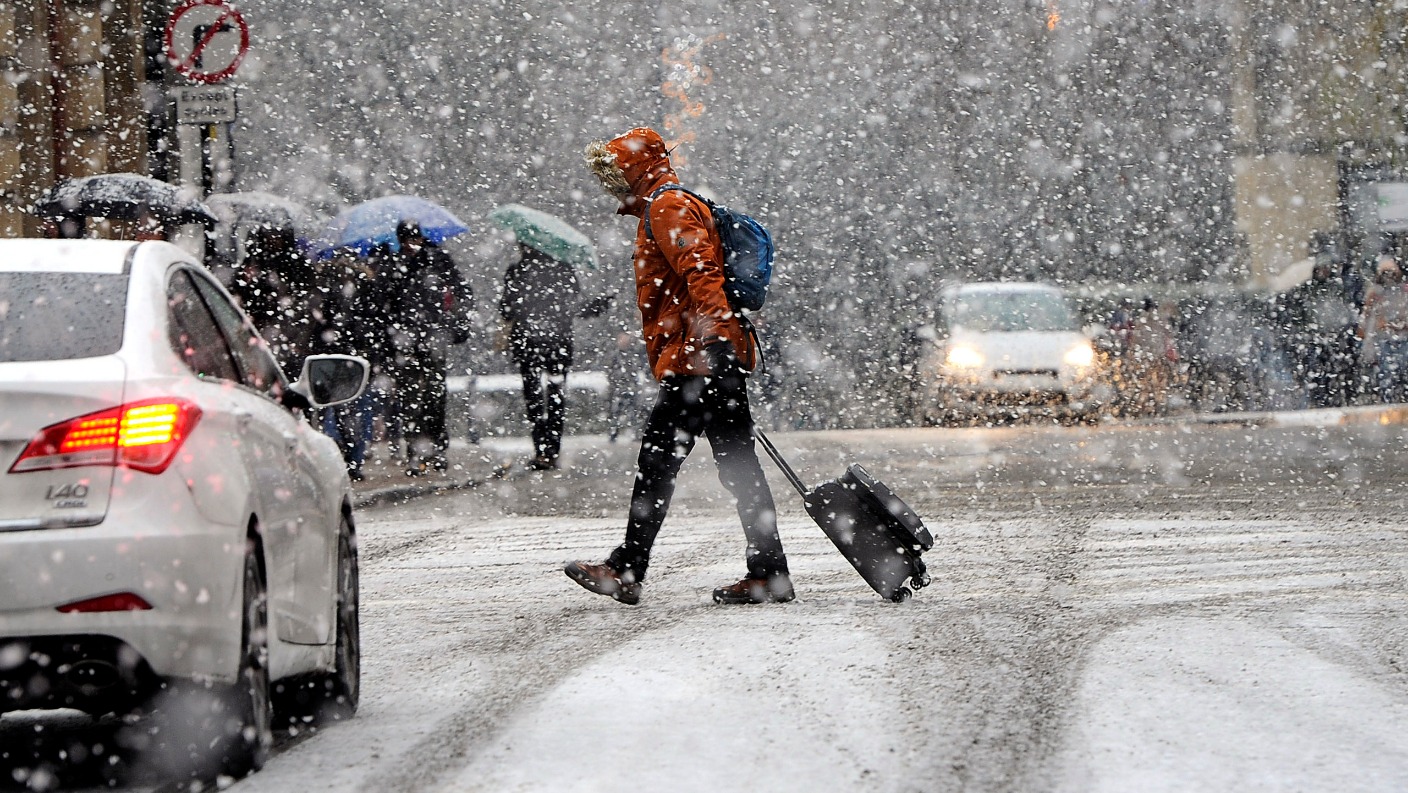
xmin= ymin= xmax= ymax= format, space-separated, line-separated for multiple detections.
xmin=565 ymin=565 xmax=641 ymax=605
xmin=712 ymin=590 xmax=795 ymax=605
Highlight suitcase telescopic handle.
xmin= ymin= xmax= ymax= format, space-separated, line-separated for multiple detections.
xmin=754 ymin=430 xmax=811 ymax=498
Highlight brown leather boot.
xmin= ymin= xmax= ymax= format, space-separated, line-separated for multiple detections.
xmin=564 ymin=561 xmax=641 ymax=605
xmin=712 ymin=575 xmax=795 ymax=604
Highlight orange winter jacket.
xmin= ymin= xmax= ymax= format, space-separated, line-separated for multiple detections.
xmin=604 ymin=127 xmax=755 ymax=380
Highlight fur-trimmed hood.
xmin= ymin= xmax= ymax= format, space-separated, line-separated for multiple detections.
xmin=584 ymin=127 xmax=679 ymax=216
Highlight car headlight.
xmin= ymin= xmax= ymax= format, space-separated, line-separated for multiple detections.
xmin=1063 ymin=341 xmax=1095 ymax=368
xmin=945 ymin=344 xmax=984 ymax=369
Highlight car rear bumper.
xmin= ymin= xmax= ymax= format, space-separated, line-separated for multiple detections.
xmin=0 ymin=477 xmax=245 ymax=710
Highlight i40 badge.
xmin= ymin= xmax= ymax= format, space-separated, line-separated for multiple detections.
xmin=46 ymin=482 xmax=90 ymax=509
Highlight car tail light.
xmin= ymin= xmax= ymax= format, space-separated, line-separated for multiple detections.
xmin=56 ymin=592 xmax=153 ymax=613
xmin=9 ymin=399 xmax=202 ymax=475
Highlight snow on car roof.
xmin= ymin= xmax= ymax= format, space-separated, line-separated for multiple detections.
xmin=0 ymin=239 xmax=138 ymax=274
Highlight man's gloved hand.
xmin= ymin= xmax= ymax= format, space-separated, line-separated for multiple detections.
xmin=705 ymin=339 xmax=742 ymax=378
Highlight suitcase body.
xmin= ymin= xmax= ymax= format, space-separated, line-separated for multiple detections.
xmin=803 ymin=465 xmax=932 ymax=602
xmin=755 ymin=428 xmax=933 ymax=603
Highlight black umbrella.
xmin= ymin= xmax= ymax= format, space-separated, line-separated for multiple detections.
xmin=33 ymin=173 xmax=216 ymax=225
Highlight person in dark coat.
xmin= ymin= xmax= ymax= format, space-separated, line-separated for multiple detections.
xmin=1277 ymin=258 xmax=1360 ymax=407
xmin=565 ymin=126 xmax=792 ymax=606
xmin=498 ymin=243 xmax=609 ymax=469
xmin=385 ymin=221 xmax=475 ymax=475
xmin=230 ymin=225 xmax=317 ymax=374
xmin=313 ymin=248 xmax=391 ymax=479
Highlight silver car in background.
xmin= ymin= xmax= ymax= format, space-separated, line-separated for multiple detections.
xmin=911 ymin=282 xmax=1109 ymax=424
xmin=0 ymin=240 xmax=367 ymax=781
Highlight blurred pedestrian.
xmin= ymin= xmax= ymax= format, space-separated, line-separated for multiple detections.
xmin=1126 ymin=298 xmax=1179 ymax=415
xmin=498 ymin=243 xmax=610 ymax=469
xmin=1277 ymin=258 xmax=1359 ymax=407
xmin=313 ymin=248 xmax=391 ymax=480
xmin=385 ymin=220 xmax=475 ymax=475
xmin=230 ymin=225 xmax=316 ymax=373
xmin=1359 ymin=256 xmax=1408 ymax=403
xmin=565 ymin=126 xmax=792 ymax=606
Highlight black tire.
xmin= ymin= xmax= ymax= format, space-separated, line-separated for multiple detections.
xmin=276 ymin=521 xmax=360 ymax=725
xmin=124 ymin=541 xmax=271 ymax=783
xmin=222 ymin=540 xmax=274 ymax=777
xmin=890 ymin=587 xmax=912 ymax=603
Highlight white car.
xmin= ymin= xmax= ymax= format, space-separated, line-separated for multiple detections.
xmin=0 ymin=239 xmax=367 ymax=779
xmin=911 ymin=282 xmax=1108 ymax=424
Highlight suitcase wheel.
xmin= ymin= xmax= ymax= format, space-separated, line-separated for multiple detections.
xmin=890 ymin=587 xmax=912 ymax=603
xmin=911 ymin=572 xmax=931 ymax=590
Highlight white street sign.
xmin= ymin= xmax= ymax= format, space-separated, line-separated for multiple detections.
xmin=172 ymin=85 xmax=237 ymax=124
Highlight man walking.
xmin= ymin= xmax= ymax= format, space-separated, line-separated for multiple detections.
xmin=499 ymin=243 xmax=608 ymax=470
xmin=385 ymin=221 xmax=475 ymax=475
xmin=565 ymin=127 xmax=792 ymax=605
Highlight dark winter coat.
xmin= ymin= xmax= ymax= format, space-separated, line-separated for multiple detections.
xmin=385 ymin=241 xmax=475 ymax=360
xmin=498 ymin=247 xmax=583 ymax=364
xmin=311 ymin=256 xmax=392 ymax=365
xmin=230 ymin=228 xmax=318 ymax=370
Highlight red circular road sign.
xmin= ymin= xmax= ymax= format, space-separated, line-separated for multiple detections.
xmin=163 ymin=0 xmax=250 ymax=84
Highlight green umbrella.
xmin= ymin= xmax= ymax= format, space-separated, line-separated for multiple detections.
xmin=487 ymin=203 xmax=598 ymax=270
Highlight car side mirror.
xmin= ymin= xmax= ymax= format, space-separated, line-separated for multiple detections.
xmin=292 ymin=354 xmax=370 ymax=408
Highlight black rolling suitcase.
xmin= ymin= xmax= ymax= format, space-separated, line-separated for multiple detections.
xmin=756 ymin=431 xmax=933 ymax=602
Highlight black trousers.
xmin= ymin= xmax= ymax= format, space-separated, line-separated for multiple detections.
xmin=398 ymin=353 xmax=448 ymax=464
xmin=608 ymin=373 xmax=788 ymax=583
xmin=515 ymin=338 xmax=572 ymax=463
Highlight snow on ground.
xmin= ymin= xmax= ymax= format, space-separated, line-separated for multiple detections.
xmin=183 ymin=422 xmax=1408 ymax=791
xmin=451 ymin=614 xmax=907 ymax=792
xmin=1053 ymin=617 xmax=1408 ymax=792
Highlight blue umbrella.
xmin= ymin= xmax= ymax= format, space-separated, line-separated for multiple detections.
xmin=313 ymin=195 xmax=469 ymax=257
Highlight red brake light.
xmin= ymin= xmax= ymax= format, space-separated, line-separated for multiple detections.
xmin=56 ymin=592 xmax=153 ymax=613
xmin=9 ymin=399 xmax=202 ymax=474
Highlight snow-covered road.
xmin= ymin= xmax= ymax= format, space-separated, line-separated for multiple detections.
xmin=225 ymin=419 xmax=1408 ymax=792
xmin=10 ymin=419 xmax=1407 ymax=792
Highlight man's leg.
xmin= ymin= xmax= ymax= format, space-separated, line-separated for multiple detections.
xmin=703 ymin=374 xmax=790 ymax=582
xmin=540 ymin=346 xmax=570 ymax=463
xmin=606 ymin=378 xmax=700 ymax=581
xmin=426 ymin=363 xmax=449 ymax=467
xmin=520 ymin=359 xmax=547 ymax=450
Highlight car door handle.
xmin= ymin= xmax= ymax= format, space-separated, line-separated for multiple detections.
xmin=232 ymin=409 xmax=253 ymax=429
xmin=282 ymin=432 xmax=299 ymax=452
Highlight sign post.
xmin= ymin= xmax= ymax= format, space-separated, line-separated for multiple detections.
xmin=163 ymin=0 xmax=249 ymax=202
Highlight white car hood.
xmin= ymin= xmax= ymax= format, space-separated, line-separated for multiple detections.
xmin=953 ymin=329 xmax=1087 ymax=372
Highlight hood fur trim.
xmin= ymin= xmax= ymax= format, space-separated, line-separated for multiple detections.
xmin=584 ymin=140 xmax=631 ymax=199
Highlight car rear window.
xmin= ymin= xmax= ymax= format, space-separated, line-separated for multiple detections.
xmin=0 ymin=272 xmax=129 ymax=362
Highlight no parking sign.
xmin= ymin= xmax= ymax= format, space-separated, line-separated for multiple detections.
xmin=163 ymin=0 xmax=250 ymax=84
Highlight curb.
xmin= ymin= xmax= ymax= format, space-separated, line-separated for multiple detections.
xmin=353 ymin=475 xmax=487 ymax=510
xmin=1190 ymin=404 xmax=1408 ymax=428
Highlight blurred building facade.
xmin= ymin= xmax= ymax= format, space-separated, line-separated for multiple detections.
xmin=1230 ymin=0 xmax=1407 ymax=284
xmin=0 ymin=1 xmax=150 ymax=238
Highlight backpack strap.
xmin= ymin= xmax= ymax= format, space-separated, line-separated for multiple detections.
xmin=643 ymin=184 xmax=712 ymax=242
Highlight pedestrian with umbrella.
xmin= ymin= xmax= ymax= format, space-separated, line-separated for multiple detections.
xmin=386 ymin=220 xmax=476 ymax=476
xmin=490 ymin=204 xmax=611 ymax=470
xmin=312 ymin=195 xmax=475 ymax=475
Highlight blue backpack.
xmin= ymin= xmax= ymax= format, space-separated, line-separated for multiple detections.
xmin=645 ymin=185 xmax=774 ymax=312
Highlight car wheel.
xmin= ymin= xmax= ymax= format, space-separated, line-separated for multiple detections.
xmin=277 ymin=520 xmax=360 ymax=725
xmin=221 ymin=541 xmax=274 ymax=777
xmin=123 ymin=541 xmax=272 ymax=783
xmin=323 ymin=525 xmax=361 ymax=720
